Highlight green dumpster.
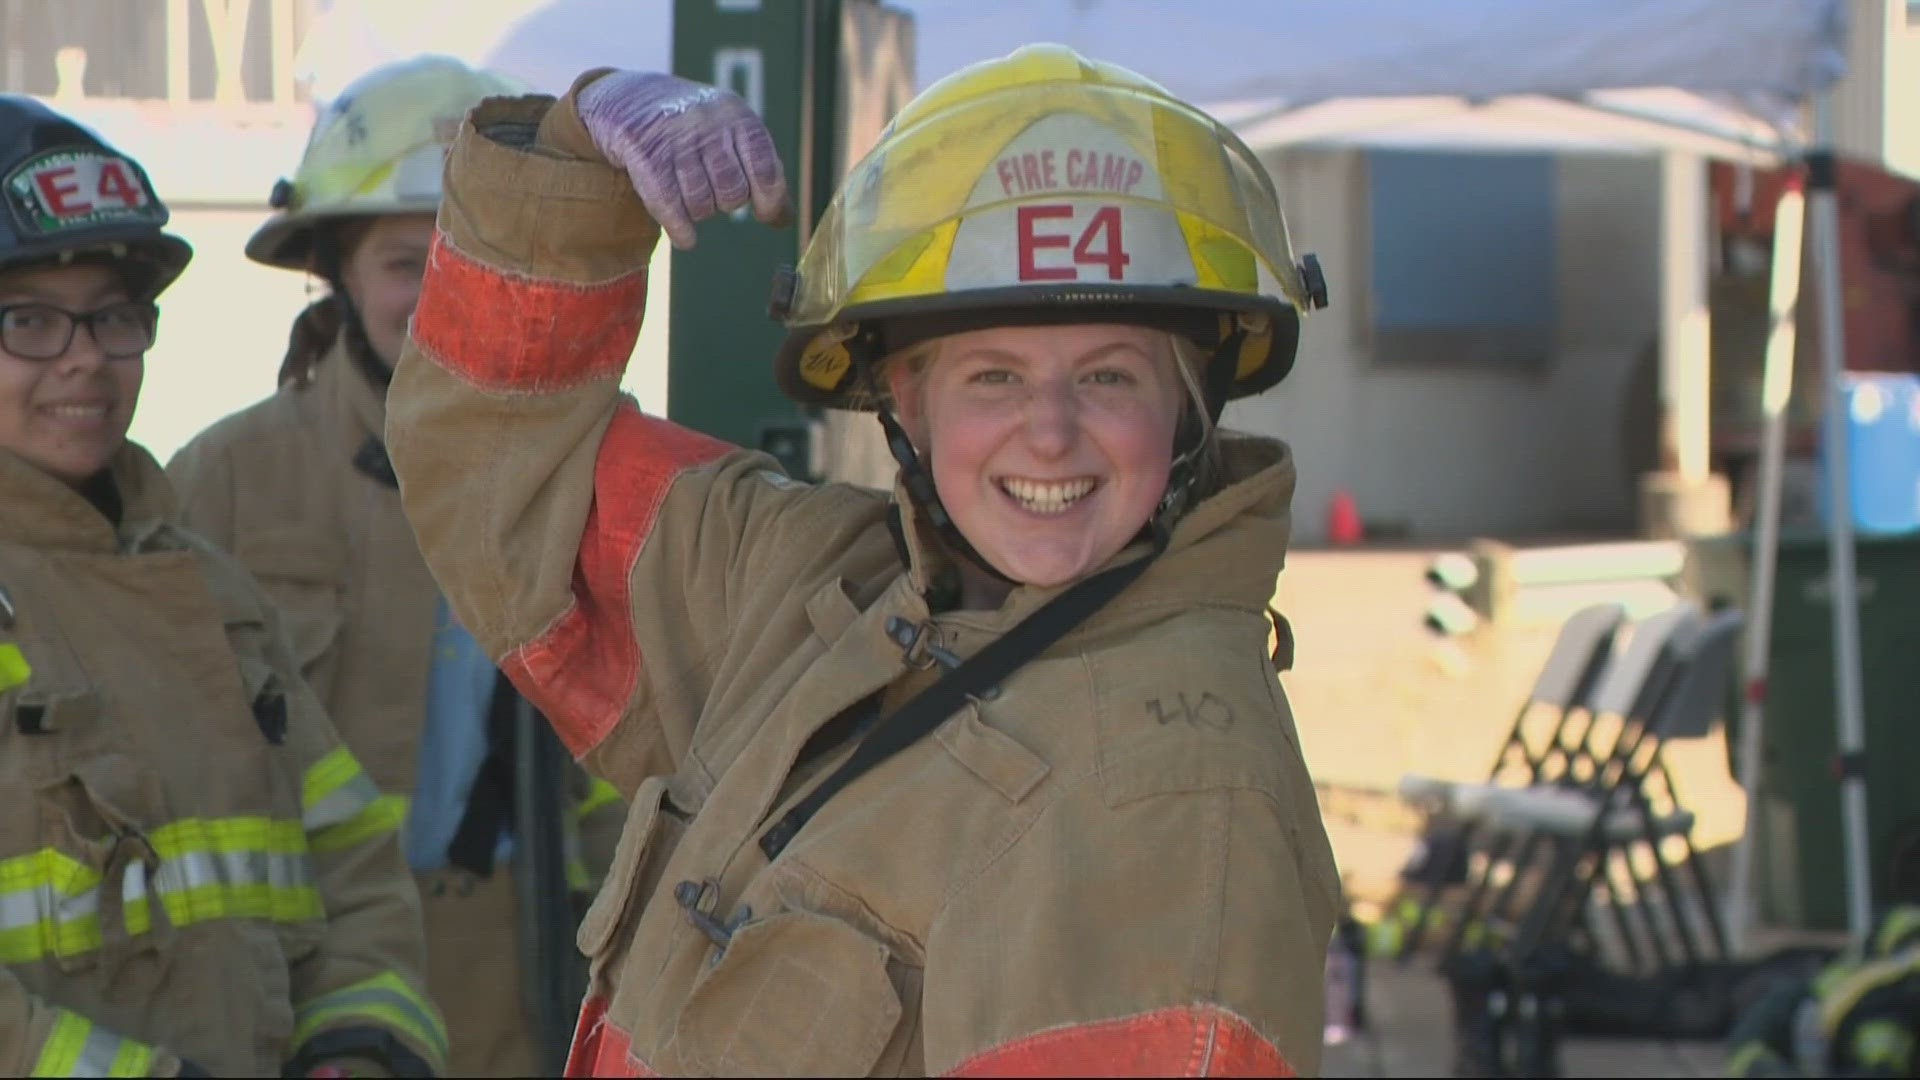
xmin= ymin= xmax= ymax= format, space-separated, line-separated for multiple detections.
xmin=1686 ymin=529 xmax=1920 ymax=931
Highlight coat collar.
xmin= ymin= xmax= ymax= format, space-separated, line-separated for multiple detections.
xmin=0 ymin=440 xmax=181 ymax=554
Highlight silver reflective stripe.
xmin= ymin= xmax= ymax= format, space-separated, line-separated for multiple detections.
xmin=0 ymin=877 xmax=100 ymax=931
xmin=307 ymin=982 xmax=448 ymax=1060
xmin=304 ymin=772 xmax=380 ymax=831
xmin=0 ymin=847 xmax=315 ymax=946
xmin=152 ymin=849 xmax=310 ymax=896
xmin=71 ymin=1024 xmax=125 ymax=1077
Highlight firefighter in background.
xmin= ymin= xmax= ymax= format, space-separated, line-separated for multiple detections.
xmin=385 ymin=44 xmax=1341 ymax=1076
xmin=1728 ymin=906 xmax=1920 ymax=1078
xmin=0 ymin=95 xmax=442 ymax=1078
xmin=167 ymin=55 xmax=625 ymax=1077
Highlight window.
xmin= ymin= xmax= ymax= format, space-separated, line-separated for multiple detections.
xmin=1362 ymin=149 xmax=1557 ymax=368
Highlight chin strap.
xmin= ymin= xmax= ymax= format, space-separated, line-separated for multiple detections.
xmin=875 ymin=407 xmax=1017 ymax=589
xmin=1150 ymin=324 xmax=1245 ymax=537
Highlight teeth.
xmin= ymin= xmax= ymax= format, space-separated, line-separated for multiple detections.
xmin=1000 ymin=477 xmax=1096 ymax=515
xmin=44 ymin=405 xmax=108 ymax=419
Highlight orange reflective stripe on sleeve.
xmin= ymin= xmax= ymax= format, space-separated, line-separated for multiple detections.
xmin=565 ymin=995 xmax=659 ymax=1078
xmin=502 ymin=400 xmax=731 ymax=758
xmin=944 ymin=1005 xmax=1296 ymax=1078
xmin=410 ymin=233 xmax=647 ymax=392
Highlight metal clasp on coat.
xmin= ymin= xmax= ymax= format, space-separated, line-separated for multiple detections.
xmin=0 ymin=585 xmax=14 ymax=629
xmin=885 ymin=616 xmax=999 ymax=700
xmin=673 ymin=879 xmax=751 ymax=963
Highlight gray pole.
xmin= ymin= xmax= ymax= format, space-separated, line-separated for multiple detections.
xmin=1807 ymin=92 xmax=1874 ymax=944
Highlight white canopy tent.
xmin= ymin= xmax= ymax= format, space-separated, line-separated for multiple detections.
xmin=920 ymin=0 xmax=1863 ymax=949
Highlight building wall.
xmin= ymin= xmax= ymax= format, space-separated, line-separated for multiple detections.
xmin=1834 ymin=0 xmax=1920 ymax=179
xmin=1879 ymin=0 xmax=1920 ymax=178
xmin=1225 ymin=148 xmax=1664 ymax=541
xmin=127 ymin=209 xmax=674 ymax=466
xmin=1 ymin=0 xmax=316 ymax=102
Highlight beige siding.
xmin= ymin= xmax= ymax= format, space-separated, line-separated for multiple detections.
xmin=0 ymin=0 xmax=314 ymax=102
xmin=1225 ymin=149 xmax=1663 ymax=541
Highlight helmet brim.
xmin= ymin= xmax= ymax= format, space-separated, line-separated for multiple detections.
xmin=0 ymin=228 xmax=193 ymax=299
xmin=774 ymin=284 xmax=1299 ymax=411
xmin=245 ymin=200 xmax=440 ymax=272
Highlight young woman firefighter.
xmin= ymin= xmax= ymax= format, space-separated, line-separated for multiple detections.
xmin=0 ymin=96 xmax=444 ymax=1077
xmin=385 ymin=43 xmax=1342 ymax=1078
xmin=166 ymin=55 xmax=628 ymax=1078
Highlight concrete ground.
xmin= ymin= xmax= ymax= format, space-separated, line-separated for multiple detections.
xmin=1320 ymin=963 xmax=1729 ymax=1077
xmin=1275 ymin=544 xmax=1756 ymax=1077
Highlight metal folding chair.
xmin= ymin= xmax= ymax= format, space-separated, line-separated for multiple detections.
xmin=1440 ymin=604 xmax=1747 ymax=1076
xmin=1392 ymin=603 xmax=1629 ymax=957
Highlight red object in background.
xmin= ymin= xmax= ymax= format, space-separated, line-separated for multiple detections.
xmin=1712 ymin=158 xmax=1920 ymax=375
xmin=1328 ymin=490 xmax=1364 ymax=546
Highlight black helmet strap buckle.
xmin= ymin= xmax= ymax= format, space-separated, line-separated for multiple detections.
xmin=874 ymin=406 xmax=1016 ymax=589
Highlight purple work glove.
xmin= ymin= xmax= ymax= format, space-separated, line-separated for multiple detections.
xmin=576 ymin=71 xmax=792 ymax=250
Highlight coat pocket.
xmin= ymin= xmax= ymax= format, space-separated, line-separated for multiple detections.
xmin=33 ymin=750 xmax=173 ymax=969
xmin=674 ymin=911 xmax=904 ymax=1078
xmin=576 ymin=775 xmax=687 ymax=993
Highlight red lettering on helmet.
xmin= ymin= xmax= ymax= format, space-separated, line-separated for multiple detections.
xmin=33 ymin=166 xmax=87 ymax=216
xmin=1124 ymin=160 xmax=1144 ymax=193
xmin=1015 ymin=203 xmax=1131 ymax=282
xmin=997 ymin=158 xmax=1019 ymax=197
xmin=1072 ymin=205 xmax=1130 ymax=280
xmin=1066 ymin=149 xmax=1084 ymax=187
xmin=1016 ymin=204 xmax=1076 ymax=281
xmin=1021 ymin=153 xmax=1045 ymax=193
xmin=1040 ymin=149 xmax=1057 ymax=189
xmin=94 ymin=160 xmax=145 ymax=209
xmin=1100 ymin=154 xmax=1126 ymax=191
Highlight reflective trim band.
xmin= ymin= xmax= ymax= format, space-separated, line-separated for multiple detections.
xmin=0 ymin=817 xmax=322 ymax=963
xmin=0 ymin=849 xmax=104 ymax=962
xmin=0 ymin=643 xmax=30 ymax=693
xmin=1725 ymin=1041 xmax=1782 ymax=1078
xmin=304 ymin=746 xmax=382 ymax=831
xmin=1822 ymin=953 xmax=1920 ymax=1035
xmin=296 ymin=972 xmax=449 ymax=1067
xmin=574 ymin=778 xmax=623 ymax=821
xmin=1854 ymin=1019 xmax=1915 ymax=1072
xmin=309 ymin=794 xmax=408 ymax=856
xmin=1875 ymin=906 xmax=1920 ymax=956
xmin=32 ymin=1011 xmax=154 ymax=1078
xmin=945 ymin=1005 xmax=1297 ymax=1078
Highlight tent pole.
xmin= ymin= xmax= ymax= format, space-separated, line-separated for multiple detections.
xmin=1807 ymin=92 xmax=1874 ymax=946
xmin=1728 ymin=173 xmax=1805 ymax=955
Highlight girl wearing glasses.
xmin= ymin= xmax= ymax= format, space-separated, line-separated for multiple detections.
xmin=0 ymin=95 xmax=443 ymax=1078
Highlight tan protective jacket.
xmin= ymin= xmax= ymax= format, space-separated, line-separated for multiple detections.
xmin=0 ymin=444 xmax=443 ymax=1078
xmin=385 ymin=86 xmax=1341 ymax=1078
xmin=168 ymin=334 xmax=626 ymax=1076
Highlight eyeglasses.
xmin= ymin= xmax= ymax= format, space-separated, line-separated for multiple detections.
xmin=0 ymin=301 xmax=158 ymax=361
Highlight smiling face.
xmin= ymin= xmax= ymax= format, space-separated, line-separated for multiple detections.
xmin=889 ymin=322 xmax=1188 ymax=607
xmin=336 ymin=213 xmax=435 ymax=368
xmin=0 ymin=262 xmax=144 ymax=487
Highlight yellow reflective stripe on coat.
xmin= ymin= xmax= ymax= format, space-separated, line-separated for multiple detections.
xmin=572 ymin=778 xmax=622 ymax=821
xmin=296 ymin=971 xmax=449 ymax=1067
xmin=32 ymin=1011 xmax=155 ymax=1078
xmin=0 ymin=818 xmax=320 ymax=963
xmin=0 ymin=643 xmax=30 ymax=693
xmin=303 ymin=746 xmax=406 ymax=854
